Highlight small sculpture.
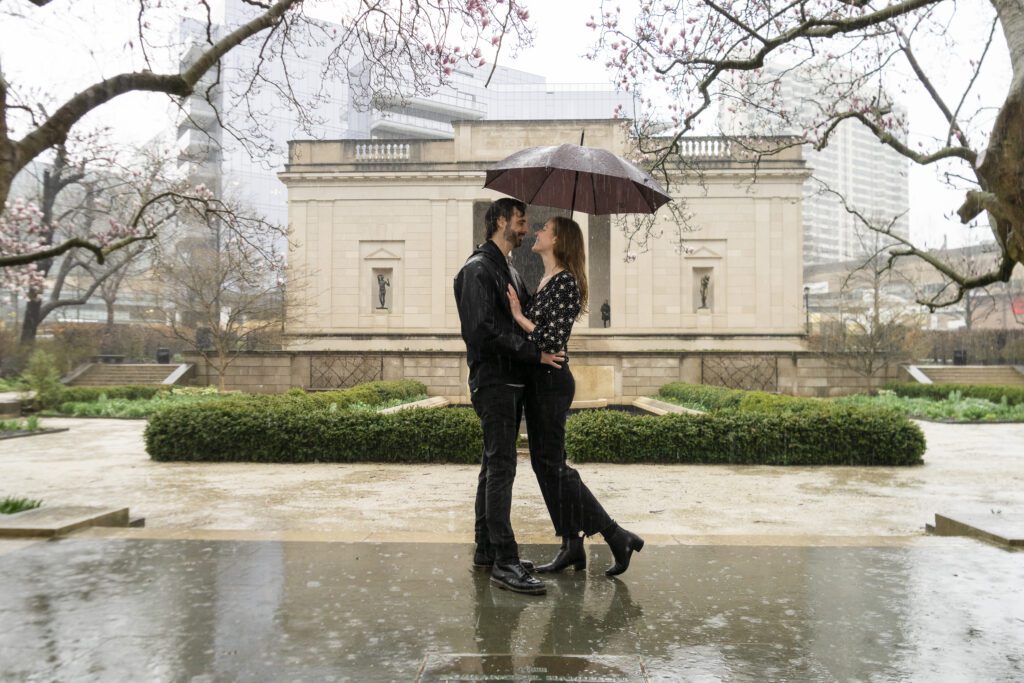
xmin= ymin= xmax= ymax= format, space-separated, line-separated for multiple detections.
xmin=699 ymin=274 xmax=711 ymax=309
xmin=376 ymin=273 xmax=391 ymax=309
xmin=600 ymin=300 xmax=611 ymax=328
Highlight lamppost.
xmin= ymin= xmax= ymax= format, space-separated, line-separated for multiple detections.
xmin=803 ymin=285 xmax=810 ymax=334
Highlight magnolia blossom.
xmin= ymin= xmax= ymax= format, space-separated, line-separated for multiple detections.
xmin=0 ymin=200 xmax=49 ymax=293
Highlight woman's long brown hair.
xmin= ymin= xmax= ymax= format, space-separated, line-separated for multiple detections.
xmin=550 ymin=216 xmax=589 ymax=320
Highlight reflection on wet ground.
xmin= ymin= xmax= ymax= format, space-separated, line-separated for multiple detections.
xmin=1 ymin=538 xmax=1022 ymax=681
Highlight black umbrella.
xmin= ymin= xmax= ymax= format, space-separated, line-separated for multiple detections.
xmin=483 ymin=135 xmax=671 ymax=216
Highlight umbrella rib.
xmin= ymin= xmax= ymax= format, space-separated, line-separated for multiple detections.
xmin=525 ymin=168 xmax=552 ymax=207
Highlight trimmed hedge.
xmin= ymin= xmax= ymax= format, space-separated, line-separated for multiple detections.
xmin=882 ymin=381 xmax=1024 ymax=406
xmin=657 ymin=383 xmax=744 ymax=411
xmin=566 ymin=408 xmax=925 ymax=466
xmin=659 ymin=383 xmax=841 ymax=414
xmin=39 ymin=385 xmax=171 ymax=409
xmin=146 ymin=403 xmax=480 ymax=463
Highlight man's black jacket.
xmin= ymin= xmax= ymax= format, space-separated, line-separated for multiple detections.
xmin=454 ymin=240 xmax=540 ymax=392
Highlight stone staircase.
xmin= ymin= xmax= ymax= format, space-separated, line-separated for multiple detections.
xmin=66 ymin=363 xmax=182 ymax=387
xmin=914 ymin=365 xmax=1024 ymax=386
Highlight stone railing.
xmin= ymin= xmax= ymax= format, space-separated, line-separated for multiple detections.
xmin=676 ymin=137 xmax=734 ymax=159
xmin=674 ymin=135 xmax=803 ymax=162
xmin=354 ymin=142 xmax=413 ymax=162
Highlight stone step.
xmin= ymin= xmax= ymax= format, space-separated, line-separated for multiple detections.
xmin=919 ymin=366 xmax=1024 ymax=386
xmin=0 ymin=506 xmax=130 ymax=538
xmin=927 ymin=512 xmax=1024 ymax=548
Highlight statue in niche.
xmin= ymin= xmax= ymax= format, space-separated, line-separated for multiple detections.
xmin=699 ymin=274 xmax=711 ymax=309
xmin=600 ymin=300 xmax=611 ymax=327
xmin=376 ymin=273 xmax=391 ymax=309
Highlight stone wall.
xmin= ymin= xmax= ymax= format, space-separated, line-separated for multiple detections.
xmin=186 ymin=350 xmax=900 ymax=399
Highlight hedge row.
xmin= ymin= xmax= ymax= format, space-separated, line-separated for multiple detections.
xmin=146 ymin=403 xmax=480 ymax=463
xmin=882 ymin=381 xmax=1024 ymax=406
xmin=566 ymin=408 xmax=925 ymax=466
xmin=47 ymin=380 xmax=425 ymax=409
xmin=46 ymin=385 xmax=171 ymax=408
xmin=658 ymin=382 xmax=845 ymax=414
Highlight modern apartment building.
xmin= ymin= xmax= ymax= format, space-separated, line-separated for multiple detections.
xmin=718 ymin=63 xmax=910 ymax=265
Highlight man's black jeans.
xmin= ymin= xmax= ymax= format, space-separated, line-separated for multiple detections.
xmin=524 ymin=364 xmax=613 ymax=538
xmin=471 ymin=383 xmax=525 ymax=563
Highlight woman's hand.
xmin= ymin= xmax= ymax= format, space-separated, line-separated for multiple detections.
xmin=507 ymin=284 xmax=523 ymax=318
xmin=507 ymin=284 xmax=535 ymax=333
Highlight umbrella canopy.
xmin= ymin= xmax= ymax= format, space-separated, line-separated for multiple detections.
xmin=484 ymin=143 xmax=671 ymax=215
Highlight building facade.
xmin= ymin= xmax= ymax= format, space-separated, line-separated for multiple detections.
xmin=270 ymin=119 xmax=843 ymax=400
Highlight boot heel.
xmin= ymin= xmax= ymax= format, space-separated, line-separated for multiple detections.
xmin=633 ymin=537 xmax=645 ymax=553
xmin=572 ymin=560 xmax=586 ymax=571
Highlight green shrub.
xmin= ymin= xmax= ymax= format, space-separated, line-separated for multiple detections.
xmin=883 ymin=381 xmax=1024 ymax=406
xmin=659 ymin=383 xmax=856 ymax=416
xmin=23 ymin=350 xmax=63 ymax=408
xmin=565 ymin=407 xmax=925 ymax=466
xmin=657 ymin=383 xmax=745 ymax=411
xmin=838 ymin=391 xmax=1024 ymax=422
xmin=146 ymin=403 xmax=480 ymax=463
xmin=55 ymin=385 xmax=171 ymax=406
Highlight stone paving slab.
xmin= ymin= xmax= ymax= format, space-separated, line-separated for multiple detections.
xmin=931 ymin=512 xmax=1024 ymax=547
xmin=0 ymin=536 xmax=1022 ymax=682
xmin=0 ymin=506 xmax=129 ymax=538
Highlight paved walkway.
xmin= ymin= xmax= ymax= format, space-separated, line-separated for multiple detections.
xmin=2 ymin=535 xmax=1023 ymax=682
xmin=2 ymin=417 xmax=1022 ymax=541
xmin=2 ymin=418 xmax=1023 ymax=681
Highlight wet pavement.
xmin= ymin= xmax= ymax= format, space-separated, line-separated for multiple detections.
xmin=1 ymin=535 xmax=1022 ymax=682
xmin=4 ymin=418 xmax=1024 ymax=538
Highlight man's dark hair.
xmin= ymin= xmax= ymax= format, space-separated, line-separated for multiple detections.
xmin=484 ymin=198 xmax=527 ymax=239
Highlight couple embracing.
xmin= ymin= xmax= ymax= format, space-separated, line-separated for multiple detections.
xmin=453 ymin=197 xmax=644 ymax=596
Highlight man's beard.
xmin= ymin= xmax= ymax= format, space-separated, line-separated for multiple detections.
xmin=504 ymin=226 xmax=523 ymax=249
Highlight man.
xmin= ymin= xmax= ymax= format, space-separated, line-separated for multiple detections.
xmin=454 ymin=198 xmax=565 ymax=596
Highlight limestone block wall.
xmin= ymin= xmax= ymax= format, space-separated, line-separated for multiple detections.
xmin=184 ymin=353 xmax=296 ymax=394
xmin=186 ymin=351 xmax=898 ymax=399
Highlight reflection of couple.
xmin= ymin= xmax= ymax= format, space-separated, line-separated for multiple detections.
xmin=454 ymin=198 xmax=644 ymax=596
xmin=471 ymin=571 xmax=643 ymax=674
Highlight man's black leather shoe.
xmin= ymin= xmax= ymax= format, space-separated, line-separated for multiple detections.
xmin=490 ymin=561 xmax=546 ymax=595
xmin=472 ymin=550 xmax=534 ymax=572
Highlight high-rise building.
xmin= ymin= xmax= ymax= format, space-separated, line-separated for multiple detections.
xmin=176 ymin=1 xmax=633 ymax=229
xmin=718 ymin=63 xmax=910 ymax=265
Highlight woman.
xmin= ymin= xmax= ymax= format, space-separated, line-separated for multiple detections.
xmin=506 ymin=216 xmax=644 ymax=576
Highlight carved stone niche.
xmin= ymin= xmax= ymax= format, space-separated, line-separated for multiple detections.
xmin=360 ymin=241 xmax=403 ymax=315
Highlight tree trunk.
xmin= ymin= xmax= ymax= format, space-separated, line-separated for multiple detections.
xmin=19 ymin=298 xmax=43 ymax=345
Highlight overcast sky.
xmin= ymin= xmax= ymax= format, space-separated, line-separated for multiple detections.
xmin=1 ymin=0 xmax=1010 ymax=251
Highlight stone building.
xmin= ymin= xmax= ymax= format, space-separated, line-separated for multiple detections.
xmin=230 ymin=118 xmax=889 ymax=400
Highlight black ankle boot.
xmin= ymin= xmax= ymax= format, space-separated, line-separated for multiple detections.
xmin=536 ymin=536 xmax=586 ymax=573
xmin=603 ymin=526 xmax=644 ymax=576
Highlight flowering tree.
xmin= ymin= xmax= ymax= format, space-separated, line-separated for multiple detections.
xmin=1 ymin=0 xmax=532 ymax=268
xmin=153 ymin=201 xmax=292 ymax=392
xmin=591 ymin=0 xmax=1023 ymax=308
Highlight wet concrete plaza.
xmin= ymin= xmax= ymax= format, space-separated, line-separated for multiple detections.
xmin=1 ymin=534 xmax=1022 ymax=681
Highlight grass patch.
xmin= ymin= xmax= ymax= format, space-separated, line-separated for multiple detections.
xmin=0 ymin=496 xmax=43 ymax=514
xmin=836 ymin=390 xmax=1024 ymax=422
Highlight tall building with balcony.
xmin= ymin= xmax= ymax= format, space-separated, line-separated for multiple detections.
xmin=718 ymin=63 xmax=910 ymax=266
